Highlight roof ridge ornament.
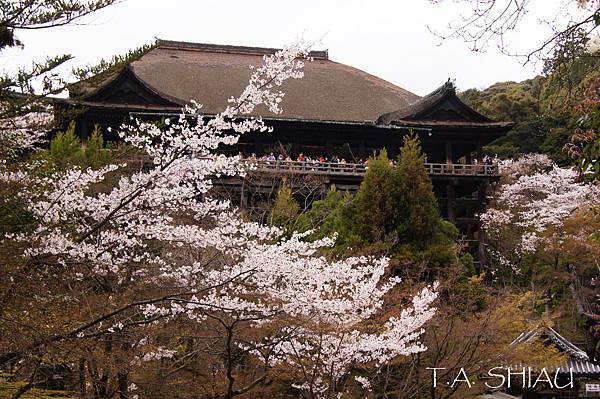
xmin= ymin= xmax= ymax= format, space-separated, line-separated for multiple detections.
xmin=444 ymin=78 xmax=456 ymax=93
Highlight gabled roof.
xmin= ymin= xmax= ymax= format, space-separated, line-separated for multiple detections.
xmin=82 ymin=65 xmax=184 ymax=107
xmin=376 ymin=80 xmax=514 ymax=130
xmin=512 ymin=326 xmax=600 ymax=375
xmin=72 ymin=40 xmax=420 ymax=123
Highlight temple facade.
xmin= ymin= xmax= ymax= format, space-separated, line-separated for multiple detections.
xmin=60 ymin=40 xmax=514 ymax=264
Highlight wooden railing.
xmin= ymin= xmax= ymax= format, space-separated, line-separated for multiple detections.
xmin=245 ymin=159 xmax=499 ymax=177
xmin=131 ymin=155 xmax=499 ymax=177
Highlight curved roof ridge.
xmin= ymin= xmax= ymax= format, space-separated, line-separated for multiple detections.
xmin=83 ymin=65 xmax=184 ymax=107
xmin=512 ymin=325 xmax=590 ymax=361
xmin=546 ymin=326 xmax=589 ymax=360
xmin=378 ymin=79 xmax=496 ymax=124
xmin=156 ymin=39 xmax=329 ymax=60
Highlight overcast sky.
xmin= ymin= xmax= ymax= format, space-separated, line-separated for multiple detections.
xmin=2 ymin=0 xmax=571 ymax=96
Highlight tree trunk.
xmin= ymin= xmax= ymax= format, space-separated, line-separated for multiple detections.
xmin=117 ymin=372 xmax=128 ymax=399
xmin=79 ymin=358 xmax=87 ymax=398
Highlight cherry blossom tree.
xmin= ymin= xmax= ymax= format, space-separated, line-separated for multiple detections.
xmin=0 ymin=106 xmax=52 ymax=160
xmin=0 ymin=42 xmax=437 ymax=399
xmin=481 ymin=153 xmax=598 ymax=282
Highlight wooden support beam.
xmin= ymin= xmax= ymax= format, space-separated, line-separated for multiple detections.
xmin=359 ymin=140 xmax=366 ymax=159
xmin=292 ymin=137 xmax=300 ymax=159
xmin=240 ymin=178 xmax=247 ymax=210
xmin=446 ymin=184 xmax=456 ymax=224
xmin=254 ymin=137 xmax=263 ymax=155
xmin=445 ymin=141 xmax=453 ymax=164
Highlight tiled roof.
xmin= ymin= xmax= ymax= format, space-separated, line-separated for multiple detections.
xmin=512 ymin=326 xmax=600 ymax=376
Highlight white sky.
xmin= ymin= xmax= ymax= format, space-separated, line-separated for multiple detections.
xmin=1 ymin=0 xmax=571 ymax=96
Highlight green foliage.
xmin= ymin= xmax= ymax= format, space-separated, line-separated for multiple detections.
xmin=296 ymin=186 xmax=360 ymax=249
xmin=269 ymin=181 xmax=300 ymax=233
xmin=539 ymin=127 xmax=573 ymax=165
xmin=460 ymin=79 xmax=558 ymax=159
xmin=0 ymin=124 xmax=112 ymax=238
xmin=460 ymin=252 xmax=476 ymax=277
xmin=296 ymin=135 xmax=457 ymax=266
xmin=393 ymin=134 xmax=453 ymax=250
xmin=48 ymin=122 xmax=84 ymax=169
xmin=459 ymin=53 xmax=600 ymax=164
xmin=36 ymin=122 xmax=109 ymax=171
xmin=353 ymin=149 xmax=396 ymax=244
xmin=84 ymin=127 xmax=110 ymax=168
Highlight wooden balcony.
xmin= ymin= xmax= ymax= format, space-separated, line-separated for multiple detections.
xmin=245 ymin=160 xmax=499 ymax=177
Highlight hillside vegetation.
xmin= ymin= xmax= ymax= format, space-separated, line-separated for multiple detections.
xmin=459 ymin=55 xmax=599 ymax=165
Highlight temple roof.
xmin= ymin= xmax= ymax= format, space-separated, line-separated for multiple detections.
xmin=377 ymin=80 xmax=514 ymax=130
xmin=512 ymin=326 xmax=600 ymax=376
xmin=72 ymin=40 xmax=420 ymax=123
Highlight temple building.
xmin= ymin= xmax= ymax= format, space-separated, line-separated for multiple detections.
xmin=508 ymin=327 xmax=600 ymax=398
xmin=60 ymin=40 xmax=515 ymax=263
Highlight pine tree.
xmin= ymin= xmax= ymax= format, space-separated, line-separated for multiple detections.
xmin=84 ymin=125 xmax=109 ymax=168
xmin=393 ymin=134 xmax=454 ymax=250
xmin=353 ymin=149 xmax=396 ymax=243
xmin=47 ymin=122 xmax=84 ymax=169
xmin=269 ymin=181 xmax=300 ymax=233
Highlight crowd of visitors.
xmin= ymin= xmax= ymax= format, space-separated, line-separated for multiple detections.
xmin=246 ymin=152 xmax=358 ymax=165
xmin=242 ymin=152 xmax=498 ymax=169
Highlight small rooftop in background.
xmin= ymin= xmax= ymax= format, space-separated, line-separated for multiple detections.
xmin=156 ymin=39 xmax=330 ymax=60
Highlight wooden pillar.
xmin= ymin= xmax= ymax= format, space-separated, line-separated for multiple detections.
xmin=477 ymin=181 xmax=488 ymax=269
xmin=477 ymin=181 xmax=487 ymax=214
xmin=240 ymin=178 xmax=247 ymax=210
xmin=326 ymin=139 xmax=333 ymax=158
xmin=445 ymin=140 xmax=453 ymax=164
xmin=359 ymin=140 xmax=366 ymax=159
xmin=446 ymin=184 xmax=456 ymax=224
xmin=476 ymin=140 xmax=482 ymax=162
xmin=254 ymin=137 xmax=263 ymax=155
xmin=478 ymin=227 xmax=488 ymax=272
xmin=80 ymin=119 xmax=91 ymax=140
xmin=292 ymin=136 xmax=300 ymax=159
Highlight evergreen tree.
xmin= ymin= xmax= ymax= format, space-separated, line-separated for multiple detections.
xmin=393 ymin=134 xmax=450 ymax=250
xmin=296 ymin=185 xmax=358 ymax=248
xmin=269 ymin=181 xmax=300 ymax=233
xmin=32 ymin=123 xmax=111 ymax=174
xmin=47 ymin=122 xmax=84 ymax=169
xmin=352 ymin=149 xmax=396 ymax=244
xmin=84 ymin=125 xmax=110 ymax=169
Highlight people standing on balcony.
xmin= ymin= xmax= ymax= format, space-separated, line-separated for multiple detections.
xmin=297 ymin=153 xmax=305 ymax=162
xmin=484 ymin=155 xmax=493 ymax=174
